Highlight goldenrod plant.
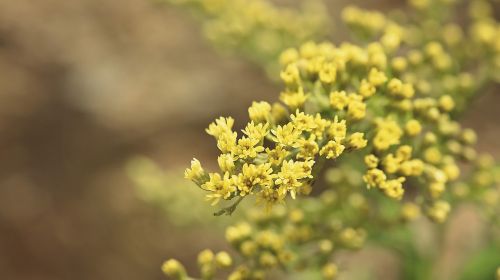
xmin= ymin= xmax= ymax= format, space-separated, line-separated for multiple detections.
xmin=155 ymin=0 xmax=500 ymax=279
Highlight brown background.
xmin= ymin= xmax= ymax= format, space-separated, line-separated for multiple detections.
xmin=0 ymin=0 xmax=498 ymax=279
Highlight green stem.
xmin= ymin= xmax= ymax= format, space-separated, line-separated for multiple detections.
xmin=214 ymin=196 xmax=245 ymax=216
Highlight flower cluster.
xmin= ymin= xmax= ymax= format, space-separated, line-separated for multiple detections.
xmin=177 ymin=37 xmax=500 ymax=277
xmin=185 ymin=102 xmax=368 ymax=212
xmin=162 ymin=0 xmax=500 ymax=279
xmin=341 ymin=0 xmax=500 ymax=112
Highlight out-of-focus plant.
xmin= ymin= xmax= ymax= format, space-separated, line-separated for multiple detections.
xmin=149 ymin=0 xmax=500 ymax=279
xmin=127 ymin=157 xmax=245 ymax=227
xmin=160 ymin=0 xmax=330 ymax=76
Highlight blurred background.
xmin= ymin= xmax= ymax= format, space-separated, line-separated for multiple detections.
xmin=0 ymin=0 xmax=498 ymax=279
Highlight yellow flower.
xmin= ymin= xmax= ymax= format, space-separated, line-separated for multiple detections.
xmin=391 ymin=56 xmax=408 ymax=72
xmin=410 ymin=0 xmax=430 ymax=10
xmin=162 ymin=259 xmax=185 ymax=278
xmin=275 ymin=160 xmax=314 ymax=199
xmin=399 ymin=159 xmax=424 ymax=176
xmin=318 ymin=239 xmax=333 ymax=253
xmin=429 ymin=182 xmax=446 ymax=198
xmin=423 ymin=147 xmax=442 ymax=164
xmin=291 ymin=111 xmax=317 ymax=132
xmin=396 ymin=145 xmax=412 ymax=161
xmin=329 ymin=90 xmax=349 ymax=110
xmin=405 ymin=119 xmax=422 ymax=136
xmin=427 ymin=200 xmax=451 ymax=223
xmin=359 ymin=79 xmax=376 ymax=98
xmin=216 ymin=131 xmax=238 ymax=154
xmin=202 ymin=172 xmax=237 ymax=205
xmin=339 ymin=227 xmax=366 ymax=249
xmin=280 ymin=63 xmax=300 ymax=85
xmin=259 ymin=252 xmax=278 ymax=268
xmin=461 ymin=128 xmax=477 ymax=145
xmin=319 ymin=62 xmax=337 ymax=84
xmin=236 ymin=163 xmax=274 ymax=196
xmin=272 ymin=123 xmax=301 ymax=147
xmin=347 ymin=99 xmax=366 ymax=120
xmin=248 ymin=101 xmax=271 ymax=123
xmin=443 ymin=163 xmax=460 ymax=181
xmin=198 ymin=249 xmax=214 ymax=266
xmin=215 ymin=251 xmax=233 ymax=267
xmin=401 ymin=202 xmax=421 ymax=221
xmin=373 ymin=118 xmax=403 ymax=151
xmin=240 ymin=241 xmax=257 ymax=257
xmin=206 ymin=117 xmax=235 ymax=138
xmin=382 ymin=154 xmax=401 ymax=174
xmin=279 ymin=48 xmax=299 ymax=66
xmin=242 ymin=121 xmax=269 ymax=141
xmin=311 ymin=114 xmax=332 ymax=139
xmin=225 ymin=222 xmax=252 ymax=243
xmin=294 ymin=136 xmax=320 ymax=159
xmin=347 ymin=132 xmax=367 ymax=149
xmin=380 ymin=177 xmax=406 ymax=200
xmin=280 ymin=87 xmax=308 ymax=111
xmin=320 ymin=140 xmax=345 ymax=159
xmin=363 ymin=168 xmax=386 ymax=188
xmin=233 ymin=137 xmax=265 ymax=159
xmin=438 ymin=95 xmax=455 ymax=112
xmin=368 ymin=67 xmax=388 ymax=86
xmin=327 ymin=116 xmax=347 ymax=140
xmin=185 ymin=158 xmax=205 ymax=182
xmin=401 ymin=83 xmax=415 ymax=98
xmin=256 ymin=187 xmax=284 ymax=210
xmin=322 ymin=263 xmax=338 ymax=279
xmin=265 ymin=146 xmax=289 ymax=166
xmin=218 ymin=154 xmax=235 ymax=173
xmin=387 ymin=78 xmax=403 ymax=95
xmin=364 ymin=154 xmax=379 ymax=169
xmin=271 ymin=102 xmax=288 ymax=123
